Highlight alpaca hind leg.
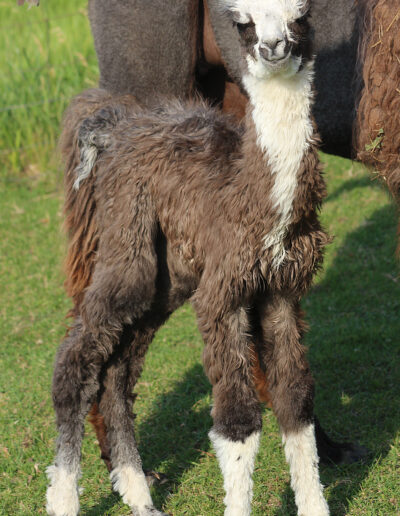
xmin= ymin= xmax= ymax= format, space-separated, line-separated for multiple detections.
xmin=88 ymin=353 xmax=168 ymax=485
xmin=46 ymin=317 xmax=121 ymax=516
xmin=98 ymin=326 xmax=168 ymax=516
xmin=87 ymin=328 xmax=154 ymax=475
xmin=88 ymin=402 xmax=113 ymax=472
xmin=47 ymin=250 xmax=158 ymax=515
xmin=195 ymin=298 xmax=262 ymax=516
xmin=258 ymin=295 xmax=329 ymax=516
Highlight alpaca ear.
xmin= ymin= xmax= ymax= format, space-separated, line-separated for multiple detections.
xmin=17 ymin=0 xmax=40 ymax=6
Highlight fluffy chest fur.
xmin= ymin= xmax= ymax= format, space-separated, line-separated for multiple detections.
xmin=243 ymin=67 xmax=314 ymax=267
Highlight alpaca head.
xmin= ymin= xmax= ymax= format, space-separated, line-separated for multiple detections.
xmin=226 ymin=0 xmax=313 ymax=79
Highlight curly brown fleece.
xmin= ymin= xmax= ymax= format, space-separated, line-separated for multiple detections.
xmin=355 ymin=0 xmax=400 ymax=203
xmin=57 ymin=84 xmax=328 ymax=445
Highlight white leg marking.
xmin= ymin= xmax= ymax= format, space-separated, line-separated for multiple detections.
xmin=209 ymin=429 xmax=261 ymax=516
xmin=283 ymin=423 xmax=330 ymax=516
xmin=46 ymin=465 xmax=80 ymax=516
xmin=110 ymin=465 xmax=153 ymax=512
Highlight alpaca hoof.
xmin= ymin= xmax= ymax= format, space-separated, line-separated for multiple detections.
xmin=333 ymin=441 xmax=369 ymax=465
xmin=144 ymin=470 xmax=168 ymax=487
xmin=314 ymin=418 xmax=369 ymax=466
xmin=319 ymin=439 xmax=369 ymax=466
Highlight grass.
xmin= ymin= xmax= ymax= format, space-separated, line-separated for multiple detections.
xmin=0 ymin=2 xmax=399 ymax=515
xmin=0 ymin=0 xmax=97 ymax=181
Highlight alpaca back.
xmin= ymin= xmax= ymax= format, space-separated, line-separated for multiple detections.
xmin=62 ymin=90 xmax=242 ymax=306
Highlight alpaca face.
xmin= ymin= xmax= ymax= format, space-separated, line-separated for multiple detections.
xmin=227 ymin=0 xmax=312 ymax=78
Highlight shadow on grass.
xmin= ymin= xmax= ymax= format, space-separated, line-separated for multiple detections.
xmin=83 ymin=492 xmax=121 ymax=516
xmin=325 ymin=175 xmax=374 ymax=202
xmin=276 ymin=203 xmax=400 ymax=515
xmin=138 ymin=363 xmax=212 ymax=509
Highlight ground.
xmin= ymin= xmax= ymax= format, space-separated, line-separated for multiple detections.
xmin=0 ymin=1 xmax=399 ymax=515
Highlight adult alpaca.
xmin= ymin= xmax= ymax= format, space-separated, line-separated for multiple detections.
xmin=47 ymin=1 xmax=330 ymax=514
xmin=83 ymin=0 xmax=370 ymax=471
xmin=202 ymin=0 xmax=400 ymax=201
xmin=89 ymin=0 xmax=400 ymax=190
xmin=354 ymin=0 xmax=400 ymax=203
xmin=88 ymin=0 xmax=360 ymax=157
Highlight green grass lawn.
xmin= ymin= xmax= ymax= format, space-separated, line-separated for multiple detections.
xmin=0 ymin=2 xmax=399 ymax=515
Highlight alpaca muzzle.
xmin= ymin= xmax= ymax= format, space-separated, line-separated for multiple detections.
xmin=259 ymin=37 xmax=290 ymax=63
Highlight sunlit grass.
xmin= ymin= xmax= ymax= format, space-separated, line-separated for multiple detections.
xmin=0 ymin=0 xmax=97 ymax=180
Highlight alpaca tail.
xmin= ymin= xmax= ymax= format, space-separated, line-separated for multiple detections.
xmin=74 ymin=104 xmax=123 ymax=189
xmin=61 ymin=89 xmax=137 ymax=306
xmin=60 ymin=89 xmax=117 ymax=306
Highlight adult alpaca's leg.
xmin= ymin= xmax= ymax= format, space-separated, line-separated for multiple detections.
xmin=194 ymin=293 xmax=262 ymax=516
xmin=98 ymin=326 xmax=168 ymax=516
xmin=258 ymin=295 xmax=329 ymax=516
xmin=88 ymin=0 xmax=199 ymax=101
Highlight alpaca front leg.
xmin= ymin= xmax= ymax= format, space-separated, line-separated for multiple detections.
xmin=46 ymin=463 xmax=80 ymax=516
xmin=209 ymin=428 xmax=260 ymax=516
xmin=258 ymin=295 xmax=329 ymax=516
xmin=196 ymin=301 xmax=262 ymax=516
xmin=283 ymin=423 xmax=329 ymax=516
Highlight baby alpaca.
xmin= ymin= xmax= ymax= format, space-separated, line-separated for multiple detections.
xmin=47 ymin=1 xmax=330 ymax=515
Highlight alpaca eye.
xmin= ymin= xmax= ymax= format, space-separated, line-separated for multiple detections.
xmin=296 ymin=14 xmax=309 ymax=25
xmin=236 ymin=21 xmax=255 ymax=34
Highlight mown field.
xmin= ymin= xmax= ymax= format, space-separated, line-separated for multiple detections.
xmin=0 ymin=2 xmax=399 ymax=515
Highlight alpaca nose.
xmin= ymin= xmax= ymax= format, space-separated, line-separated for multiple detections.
xmin=259 ymin=37 xmax=288 ymax=61
xmin=264 ymin=37 xmax=283 ymax=51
